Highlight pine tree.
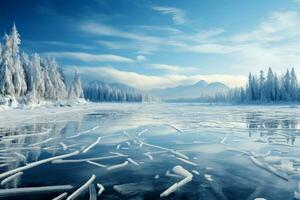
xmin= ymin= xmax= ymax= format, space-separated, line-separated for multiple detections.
xmin=0 ymin=60 xmax=14 ymax=95
xmin=247 ymin=73 xmax=253 ymax=101
xmin=9 ymin=24 xmax=27 ymax=96
xmin=290 ymin=68 xmax=298 ymax=101
xmin=265 ymin=68 xmax=275 ymax=101
xmin=10 ymin=23 xmax=20 ymax=57
xmin=43 ymin=57 xmax=67 ymax=100
xmin=251 ymin=75 xmax=259 ymax=101
xmin=274 ymin=73 xmax=280 ymax=101
xmin=282 ymin=69 xmax=291 ymax=101
xmin=0 ymin=33 xmax=15 ymax=95
xmin=69 ymin=70 xmax=84 ymax=100
xmin=259 ymin=70 xmax=265 ymax=101
xmin=31 ymin=53 xmax=45 ymax=99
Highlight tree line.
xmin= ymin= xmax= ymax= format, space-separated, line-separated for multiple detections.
xmin=84 ymin=81 xmax=153 ymax=102
xmin=205 ymin=68 xmax=300 ymax=103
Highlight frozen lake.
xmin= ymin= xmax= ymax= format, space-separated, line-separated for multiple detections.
xmin=0 ymin=103 xmax=300 ymax=200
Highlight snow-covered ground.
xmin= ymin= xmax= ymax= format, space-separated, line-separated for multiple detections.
xmin=0 ymin=103 xmax=300 ymax=200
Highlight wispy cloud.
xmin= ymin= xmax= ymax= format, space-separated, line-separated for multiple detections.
xmin=172 ymin=28 xmax=225 ymax=43
xmin=152 ymin=6 xmax=186 ymax=25
xmin=185 ymin=44 xmax=235 ymax=54
xmin=47 ymin=52 xmax=134 ymax=63
xmin=80 ymin=22 xmax=163 ymax=54
xmin=80 ymin=22 xmax=161 ymax=43
xmin=97 ymin=40 xmax=158 ymax=55
xmin=148 ymin=63 xmax=199 ymax=74
xmin=78 ymin=10 xmax=300 ymax=77
xmin=24 ymin=40 xmax=94 ymax=50
xmin=136 ymin=55 xmax=147 ymax=61
xmin=228 ymin=11 xmax=300 ymax=73
xmin=137 ymin=25 xmax=182 ymax=34
xmin=81 ymin=21 xmax=230 ymax=55
xmin=231 ymin=11 xmax=300 ymax=43
xmin=66 ymin=66 xmax=247 ymax=90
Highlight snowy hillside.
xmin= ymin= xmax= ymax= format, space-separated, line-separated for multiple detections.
xmin=0 ymin=24 xmax=83 ymax=109
xmin=83 ymin=80 xmax=153 ymax=102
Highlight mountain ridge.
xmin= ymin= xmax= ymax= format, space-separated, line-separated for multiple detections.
xmin=151 ymin=80 xmax=230 ymax=100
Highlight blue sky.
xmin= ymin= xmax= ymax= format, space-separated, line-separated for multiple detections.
xmin=1 ymin=0 xmax=300 ymax=89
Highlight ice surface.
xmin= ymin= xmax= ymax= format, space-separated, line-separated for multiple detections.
xmin=66 ymin=175 xmax=96 ymax=200
xmin=0 ymin=150 xmax=79 ymax=179
xmin=204 ymin=174 xmax=213 ymax=181
xmin=86 ymin=160 xmax=107 ymax=168
xmin=0 ymin=185 xmax=73 ymax=197
xmin=59 ymin=142 xmax=68 ymax=150
xmin=0 ymin=103 xmax=300 ymax=199
xmin=107 ymin=161 xmax=129 ymax=170
xmin=113 ymin=182 xmax=154 ymax=196
xmin=52 ymin=192 xmax=68 ymax=200
xmin=127 ymin=158 xmax=140 ymax=166
xmin=160 ymin=165 xmax=193 ymax=197
xmin=89 ymin=184 xmax=97 ymax=200
xmin=0 ymin=172 xmax=23 ymax=185
xmin=176 ymin=157 xmax=198 ymax=166
xmin=82 ymin=137 xmax=102 ymax=153
xmin=52 ymin=154 xmax=127 ymax=163
xmin=96 ymin=183 xmax=104 ymax=196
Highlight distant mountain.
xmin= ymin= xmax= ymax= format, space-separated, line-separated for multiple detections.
xmin=151 ymin=80 xmax=229 ymax=100
xmin=83 ymin=80 xmax=153 ymax=102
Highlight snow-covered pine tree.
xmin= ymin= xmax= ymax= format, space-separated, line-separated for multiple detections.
xmin=41 ymin=57 xmax=67 ymax=100
xmin=31 ymin=53 xmax=45 ymax=99
xmin=9 ymin=24 xmax=27 ymax=96
xmin=290 ymin=68 xmax=298 ymax=101
xmin=265 ymin=68 xmax=275 ymax=101
xmin=246 ymin=73 xmax=253 ymax=101
xmin=0 ymin=59 xmax=14 ymax=95
xmin=251 ymin=75 xmax=259 ymax=101
xmin=0 ymin=33 xmax=15 ymax=96
xmin=10 ymin=23 xmax=20 ymax=57
xmin=68 ymin=70 xmax=83 ymax=100
xmin=282 ymin=69 xmax=291 ymax=101
xmin=259 ymin=70 xmax=266 ymax=101
xmin=274 ymin=73 xmax=281 ymax=101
